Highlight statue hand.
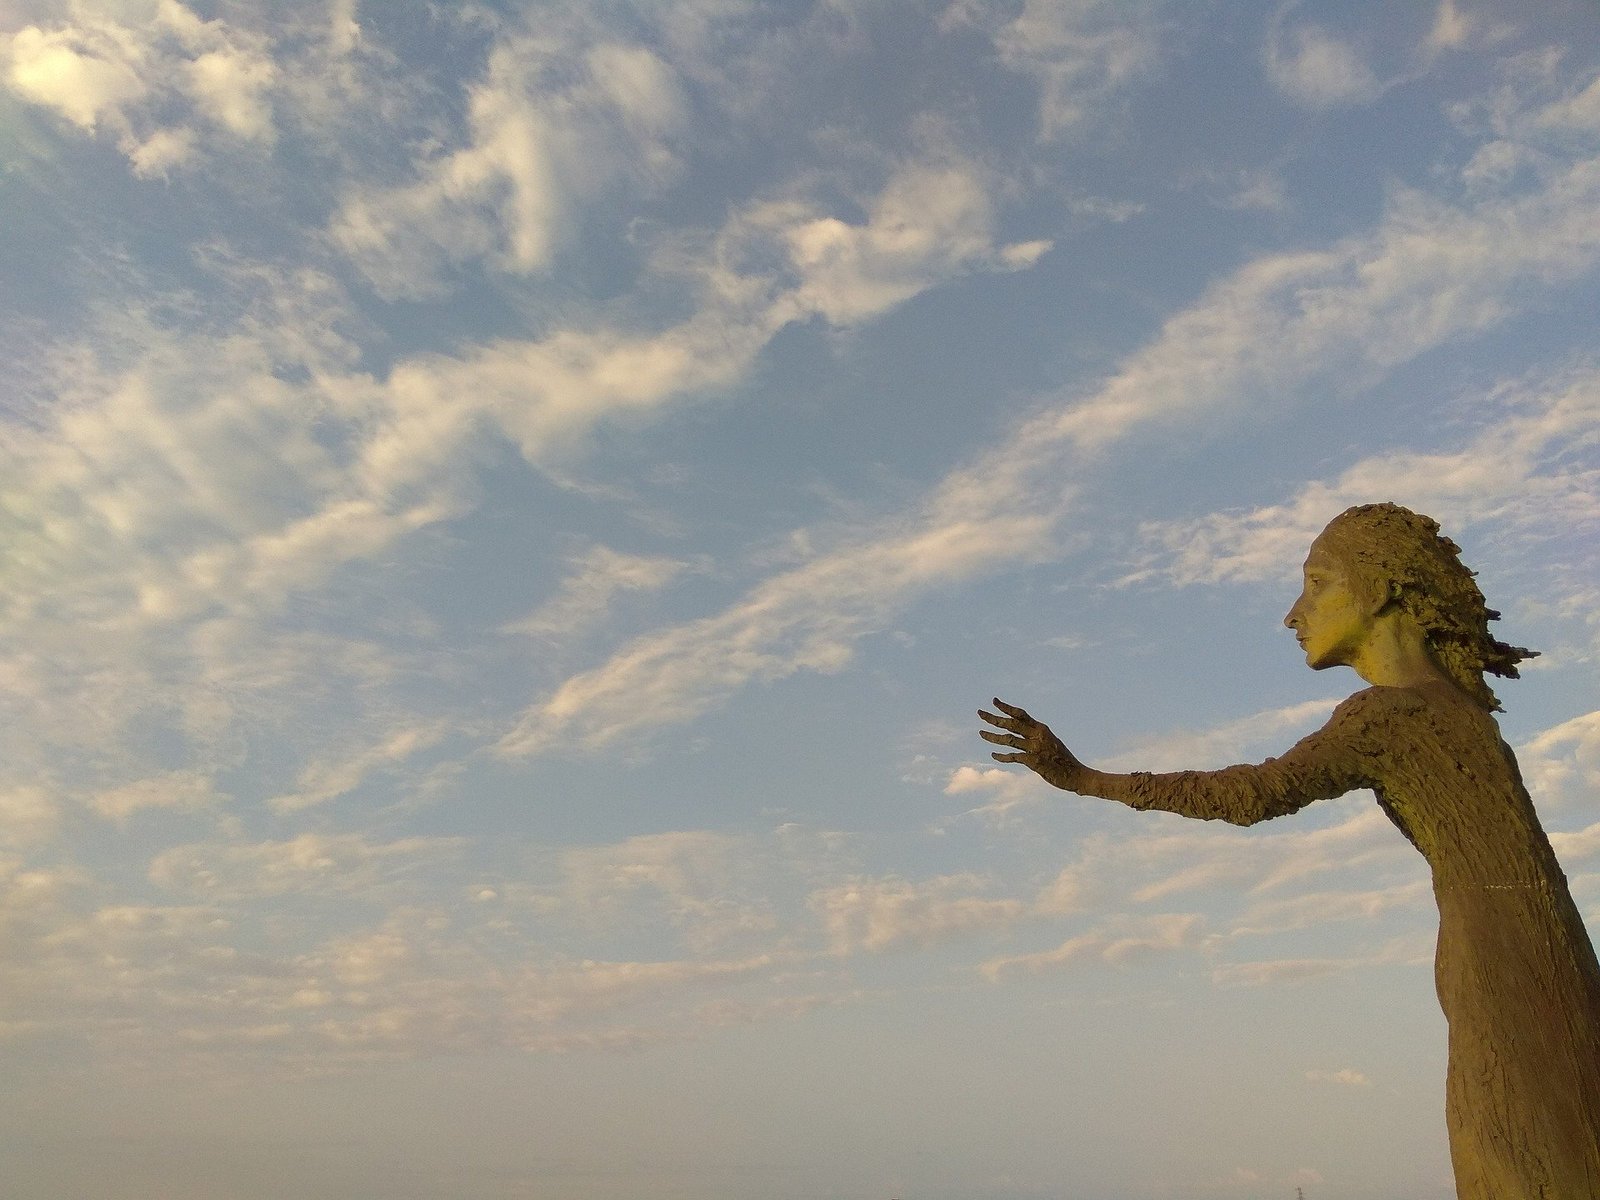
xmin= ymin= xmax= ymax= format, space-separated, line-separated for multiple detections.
xmin=979 ymin=697 xmax=1086 ymax=791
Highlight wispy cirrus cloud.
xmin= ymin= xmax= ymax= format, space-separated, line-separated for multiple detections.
xmin=503 ymin=546 xmax=693 ymax=641
xmin=944 ymin=0 xmax=1170 ymax=139
xmin=1264 ymin=11 xmax=1382 ymax=110
xmin=812 ymin=871 xmax=1026 ymax=954
xmin=0 ymin=785 xmax=60 ymax=849
xmin=558 ymin=829 xmax=788 ymax=955
xmin=940 ymin=764 xmax=1049 ymax=826
xmin=330 ymin=32 xmax=689 ymax=296
xmin=149 ymin=831 xmax=465 ymax=900
xmin=1231 ymin=882 xmax=1431 ymax=937
xmin=1519 ymin=710 xmax=1600 ymax=812
xmin=0 ymin=873 xmax=794 ymax=1068
xmin=1123 ymin=359 xmax=1600 ymax=588
xmin=2 ymin=0 xmax=282 ymax=175
xmin=496 ymin=498 xmax=1059 ymax=757
xmin=92 ymin=769 xmax=226 ymax=822
xmin=1211 ymin=935 xmax=1430 ymax=988
xmin=0 ymin=818 xmax=853 ymax=1067
xmin=501 ymin=63 xmax=1600 ymax=759
xmin=268 ymin=723 xmax=450 ymax=814
xmin=23 ymin=697 xmax=1588 ymax=1067
xmin=1305 ymin=1067 xmax=1371 ymax=1086
xmin=981 ymin=911 xmax=1205 ymax=978
xmin=1100 ymin=699 xmax=1338 ymax=773
xmin=1 ymin=135 xmax=1046 ymax=797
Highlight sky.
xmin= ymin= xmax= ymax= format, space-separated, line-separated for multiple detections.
xmin=1 ymin=0 xmax=1599 ymax=1197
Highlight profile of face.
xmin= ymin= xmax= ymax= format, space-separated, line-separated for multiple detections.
xmin=1283 ymin=539 xmax=1384 ymax=671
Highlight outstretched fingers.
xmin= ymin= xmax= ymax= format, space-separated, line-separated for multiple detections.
xmin=992 ymin=697 xmax=1033 ymax=722
xmin=982 ymin=698 xmax=1049 ymax=766
xmin=979 ymin=700 xmax=1033 ymax=734
xmin=979 ymin=729 xmax=1025 ymax=748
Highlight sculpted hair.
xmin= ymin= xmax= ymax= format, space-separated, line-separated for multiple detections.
xmin=1316 ymin=503 xmax=1537 ymax=711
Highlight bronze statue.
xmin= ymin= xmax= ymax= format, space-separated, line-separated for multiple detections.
xmin=980 ymin=503 xmax=1600 ymax=1198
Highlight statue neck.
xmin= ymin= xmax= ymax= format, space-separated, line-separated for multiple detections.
xmin=1349 ymin=609 xmax=1454 ymax=691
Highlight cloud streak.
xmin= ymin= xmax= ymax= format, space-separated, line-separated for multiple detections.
xmin=2 ymin=1 xmax=282 ymax=175
xmin=503 ymin=62 xmax=1600 ymax=757
xmin=1127 ymin=361 xmax=1600 ymax=587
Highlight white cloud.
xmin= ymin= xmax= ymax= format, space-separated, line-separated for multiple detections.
xmin=1426 ymin=0 xmax=1474 ymax=53
xmin=1306 ymin=1067 xmax=1371 ymax=1086
xmin=1128 ymin=361 xmax=1600 ymax=587
xmin=1519 ymin=710 xmax=1600 ymax=813
xmin=4 ymin=19 xmax=147 ymax=130
xmin=1212 ymin=936 xmax=1429 ymax=987
xmin=695 ymin=991 xmax=852 ymax=1028
xmin=951 ymin=0 xmax=1166 ymax=139
xmin=346 ymin=154 xmax=1051 ymax=496
xmin=0 ymin=268 xmax=464 ymax=788
xmin=124 ymin=125 xmax=196 ymax=178
xmin=1264 ymin=15 xmax=1382 ymax=110
xmin=1233 ymin=881 xmax=1430 ymax=936
xmin=0 ymin=785 xmax=60 ymax=848
xmin=0 ymin=884 xmax=245 ymax=1050
xmin=1032 ymin=799 xmax=1416 ymax=920
xmin=3 ymin=310 xmax=352 ymax=630
xmin=1212 ymin=957 xmax=1350 ymax=987
xmin=1055 ymin=121 xmax=1600 ymax=453
xmin=812 ymin=872 xmax=1026 ymax=954
xmin=330 ymin=33 xmax=688 ymax=294
xmin=91 ymin=769 xmax=223 ymax=821
xmin=496 ymin=501 xmax=1057 ymax=757
xmin=1101 ymin=699 xmax=1337 ymax=773
xmin=360 ymin=313 xmax=770 ymax=496
xmin=184 ymin=45 xmax=276 ymax=141
xmin=982 ymin=912 xmax=1204 ymax=978
xmin=0 ymin=834 xmax=809 ymax=1066
xmin=293 ymin=913 xmax=782 ymax=1060
xmin=1223 ymin=168 xmax=1290 ymax=214
xmin=1534 ymin=72 xmax=1600 ymax=138
xmin=529 ymin=955 xmax=776 ymax=1028
xmin=504 ymin=546 xmax=691 ymax=641
xmin=2 ymin=140 xmax=1047 ymax=796
xmin=766 ymin=161 xmax=1052 ymax=326
xmin=1 ymin=1 xmax=281 ymax=170
xmin=327 ymin=0 xmax=360 ymax=58
xmin=559 ymin=830 xmax=783 ymax=953
xmin=268 ymin=723 xmax=448 ymax=813
xmin=503 ymin=65 xmax=1600 ymax=760
xmin=149 ymin=832 xmax=462 ymax=899
xmin=1550 ymin=822 xmax=1600 ymax=868
xmin=322 ymin=926 xmax=417 ymax=987
xmin=941 ymin=764 xmax=1047 ymax=825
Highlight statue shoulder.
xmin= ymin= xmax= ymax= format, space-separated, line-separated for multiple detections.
xmin=1329 ymin=684 xmax=1430 ymax=727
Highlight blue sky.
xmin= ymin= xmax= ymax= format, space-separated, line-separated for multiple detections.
xmin=3 ymin=1 xmax=1600 ymax=1197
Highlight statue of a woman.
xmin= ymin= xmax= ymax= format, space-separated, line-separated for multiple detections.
xmin=980 ymin=503 xmax=1600 ymax=1199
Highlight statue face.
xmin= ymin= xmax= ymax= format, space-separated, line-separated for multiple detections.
xmin=1284 ymin=545 xmax=1378 ymax=671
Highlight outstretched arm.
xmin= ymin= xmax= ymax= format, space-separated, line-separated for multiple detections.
xmin=979 ymin=697 xmax=1372 ymax=827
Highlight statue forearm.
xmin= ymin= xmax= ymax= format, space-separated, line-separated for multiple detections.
xmin=1071 ymin=763 xmax=1308 ymax=827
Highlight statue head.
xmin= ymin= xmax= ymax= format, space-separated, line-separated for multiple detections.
xmin=1293 ymin=503 xmax=1536 ymax=710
